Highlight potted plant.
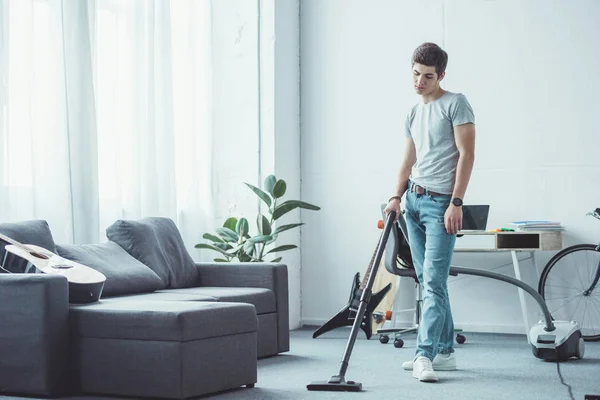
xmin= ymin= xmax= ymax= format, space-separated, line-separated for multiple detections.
xmin=195 ymin=174 xmax=320 ymax=262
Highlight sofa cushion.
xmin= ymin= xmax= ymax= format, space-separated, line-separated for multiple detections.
xmin=101 ymin=291 xmax=217 ymax=303
xmin=70 ymin=301 xmax=257 ymax=341
xmin=157 ymin=287 xmax=276 ymax=314
xmin=106 ymin=217 xmax=198 ymax=289
xmin=55 ymin=241 xmax=165 ymax=297
xmin=0 ymin=220 xmax=57 ymax=273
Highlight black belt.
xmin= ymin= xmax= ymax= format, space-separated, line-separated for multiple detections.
xmin=409 ymin=182 xmax=446 ymax=197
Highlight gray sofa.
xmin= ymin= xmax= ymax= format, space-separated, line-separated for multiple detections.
xmin=0 ymin=218 xmax=289 ymax=399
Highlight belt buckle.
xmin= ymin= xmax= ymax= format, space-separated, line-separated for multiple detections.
xmin=415 ymin=185 xmax=426 ymax=195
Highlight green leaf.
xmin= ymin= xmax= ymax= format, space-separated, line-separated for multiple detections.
xmin=264 ymin=175 xmax=277 ymax=195
xmin=216 ymin=227 xmax=238 ymax=242
xmin=247 ymin=234 xmax=272 ymax=244
xmin=272 ymin=200 xmax=321 ymax=220
xmin=266 ymin=234 xmax=278 ymax=245
xmin=238 ymin=251 xmax=252 ymax=262
xmin=223 ymin=217 xmax=238 ymax=231
xmin=236 ymin=217 xmax=249 ymax=237
xmin=272 ymin=179 xmax=287 ymax=198
xmin=195 ymin=243 xmax=237 ymax=258
xmin=272 ymin=222 xmax=304 ymax=235
xmin=202 ymin=233 xmax=224 ymax=243
xmin=213 ymin=242 xmax=233 ymax=251
xmin=214 ymin=258 xmax=229 ymax=262
xmin=265 ymin=244 xmax=297 ymax=255
xmin=244 ymin=183 xmax=272 ymax=207
xmin=257 ymin=214 xmax=272 ymax=235
xmin=270 ymin=257 xmax=282 ymax=263
xmin=244 ymin=241 xmax=256 ymax=253
xmin=230 ymin=243 xmax=244 ymax=252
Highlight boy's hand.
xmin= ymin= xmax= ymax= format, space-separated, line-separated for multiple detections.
xmin=384 ymin=199 xmax=401 ymax=222
xmin=444 ymin=205 xmax=463 ymax=234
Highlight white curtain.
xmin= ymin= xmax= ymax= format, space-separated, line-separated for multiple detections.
xmin=0 ymin=0 xmax=85 ymax=241
xmin=0 ymin=0 xmax=213 ymax=253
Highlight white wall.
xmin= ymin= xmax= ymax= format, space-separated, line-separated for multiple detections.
xmin=211 ymin=0 xmax=260 ymax=225
xmin=258 ymin=0 xmax=303 ymax=328
xmin=300 ymin=0 xmax=600 ymax=334
xmin=209 ymin=1 xmax=303 ymax=328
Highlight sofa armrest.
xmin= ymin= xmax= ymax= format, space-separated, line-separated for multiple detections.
xmin=0 ymin=274 xmax=69 ymax=396
xmin=195 ymin=263 xmax=289 ymax=353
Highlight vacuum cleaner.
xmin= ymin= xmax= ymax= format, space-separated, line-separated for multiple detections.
xmin=307 ymin=209 xmax=584 ymax=393
xmin=449 ymin=265 xmax=585 ymax=362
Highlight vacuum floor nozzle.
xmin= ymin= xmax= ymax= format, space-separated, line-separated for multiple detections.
xmin=307 ymin=377 xmax=362 ymax=392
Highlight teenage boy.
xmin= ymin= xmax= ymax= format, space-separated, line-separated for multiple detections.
xmin=385 ymin=42 xmax=476 ymax=383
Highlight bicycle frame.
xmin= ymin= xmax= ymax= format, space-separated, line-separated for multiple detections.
xmin=585 ymin=211 xmax=600 ymax=294
xmin=584 ymin=245 xmax=600 ymax=296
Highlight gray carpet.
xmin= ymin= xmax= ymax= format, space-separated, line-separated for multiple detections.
xmin=217 ymin=327 xmax=600 ymax=400
xmin=3 ymin=326 xmax=599 ymax=400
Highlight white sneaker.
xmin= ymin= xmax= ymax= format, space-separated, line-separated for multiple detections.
xmin=402 ymin=353 xmax=456 ymax=371
xmin=412 ymin=356 xmax=438 ymax=382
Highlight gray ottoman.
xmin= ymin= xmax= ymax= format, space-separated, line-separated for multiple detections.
xmin=69 ymin=300 xmax=258 ymax=399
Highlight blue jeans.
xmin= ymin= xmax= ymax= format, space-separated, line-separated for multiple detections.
xmin=405 ymin=182 xmax=456 ymax=361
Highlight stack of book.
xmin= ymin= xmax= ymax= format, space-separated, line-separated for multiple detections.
xmin=510 ymin=220 xmax=565 ymax=231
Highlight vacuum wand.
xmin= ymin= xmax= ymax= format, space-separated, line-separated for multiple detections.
xmin=307 ymin=211 xmax=396 ymax=392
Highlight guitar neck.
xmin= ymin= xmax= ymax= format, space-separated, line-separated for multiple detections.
xmin=0 ymin=233 xmax=33 ymax=254
xmin=360 ymin=236 xmax=382 ymax=290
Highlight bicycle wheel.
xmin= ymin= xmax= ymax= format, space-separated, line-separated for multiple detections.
xmin=539 ymin=244 xmax=600 ymax=341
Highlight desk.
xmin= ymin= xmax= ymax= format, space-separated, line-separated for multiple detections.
xmin=453 ymin=230 xmax=563 ymax=336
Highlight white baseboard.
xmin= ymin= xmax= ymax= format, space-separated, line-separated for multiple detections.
xmin=453 ymin=322 xmax=527 ymax=335
xmin=301 ymin=318 xmax=333 ymax=327
xmin=300 ymin=318 xmax=527 ymax=335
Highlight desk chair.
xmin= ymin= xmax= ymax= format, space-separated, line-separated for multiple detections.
xmin=377 ymin=207 xmax=465 ymax=348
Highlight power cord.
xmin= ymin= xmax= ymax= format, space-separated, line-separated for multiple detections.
xmin=556 ymin=362 xmax=574 ymax=400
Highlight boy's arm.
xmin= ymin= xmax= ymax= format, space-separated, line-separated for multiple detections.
xmin=445 ymin=122 xmax=475 ymax=234
xmin=452 ymin=123 xmax=476 ymax=201
xmin=385 ymin=137 xmax=416 ymax=221
xmin=394 ymin=136 xmax=417 ymax=198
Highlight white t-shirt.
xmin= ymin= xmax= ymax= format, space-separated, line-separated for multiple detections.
xmin=404 ymin=91 xmax=475 ymax=195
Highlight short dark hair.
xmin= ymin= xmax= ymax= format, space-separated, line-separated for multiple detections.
xmin=412 ymin=42 xmax=448 ymax=76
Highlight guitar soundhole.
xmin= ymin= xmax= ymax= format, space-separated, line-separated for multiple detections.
xmin=52 ymin=264 xmax=73 ymax=269
xmin=30 ymin=252 xmax=50 ymax=260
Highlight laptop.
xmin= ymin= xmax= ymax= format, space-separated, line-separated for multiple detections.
xmin=378 ymin=203 xmax=489 ymax=232
xmin=461 ymin=205 xmax=490 ymax=231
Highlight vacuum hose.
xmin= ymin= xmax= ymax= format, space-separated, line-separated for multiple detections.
xmin=450 ymin=265 xmax=556 ymax=332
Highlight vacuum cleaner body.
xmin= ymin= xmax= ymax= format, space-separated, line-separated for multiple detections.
xmin=529 ymin=320 xmax=584 ymax=361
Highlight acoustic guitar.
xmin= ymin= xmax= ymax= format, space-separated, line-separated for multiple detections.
xmin=0 ymin=233 xmax=106 ymax=303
